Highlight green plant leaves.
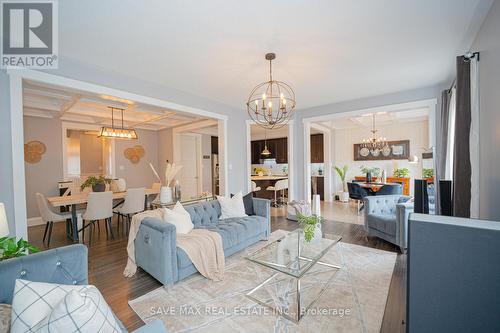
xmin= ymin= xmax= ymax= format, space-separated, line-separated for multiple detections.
xmin=0 ymin=237 xmax=40 ymax=261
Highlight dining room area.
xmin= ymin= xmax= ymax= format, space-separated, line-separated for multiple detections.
xmin=22 ymin=79 xmax=224 ymax=250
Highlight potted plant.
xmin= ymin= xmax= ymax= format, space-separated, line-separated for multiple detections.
xmin=360 ymin=165 xmax=381 ymax=181
xmin=0 ymin=237 xmax=39 ymax=261
xmin=334 ymin=165 xmax=349 ymax=203
xmin=393 ymin=168 xmax=410 ymax=178
xmin=423 ymin=168 xmax=434 ymax=178
xmin=297 ymin=213 xmax=324 ymax=242
xmin=80 ymin=176 xmax=112 ymax=192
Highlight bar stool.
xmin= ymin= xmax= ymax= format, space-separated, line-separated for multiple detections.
xmin=251 ymin=181 xmax=261 ymax=197
xmin=266 ymin=179 xmax=288 ymax=207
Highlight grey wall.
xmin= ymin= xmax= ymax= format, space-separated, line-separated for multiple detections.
xmin=114 ymin=128 xmax=160 ymax=189
xmin=471 ymin=0 xmax=500 ymax=220
xmin=0 ymin=71 xmax=15 ymax=235
xmin=23 ymin=116 xmax=64 ymax=219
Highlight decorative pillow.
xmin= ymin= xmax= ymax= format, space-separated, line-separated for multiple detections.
xmin=163 ymin=201 xmax=194 ymax=234
xmin=0 ymin=304 xmax=11 ymax=333
xmin=217 ymin=192 xmax=247 ymax=219
xmin=231 ymin=192 xmax=254 ymax=215
xmin=10 ymin=279 xmax=87 ymax=332
xmin=33 ymin=287 xmax=122 ymax=333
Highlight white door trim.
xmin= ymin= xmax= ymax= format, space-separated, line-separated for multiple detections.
xmin=7 ymin=69 xmax=228 ymax=239
xmin=310 ymin=123 xmax=333 ymax=202
xmin=245 ymin=120 xmax=295 ymax=201
xmin=302 ymin=98 xmax=437 ymax=200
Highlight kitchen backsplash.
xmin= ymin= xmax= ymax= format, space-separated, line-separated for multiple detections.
xmin=311 ymin=163 xmax=325 ymax=176
xmin=251 ymin=163 xmax=288 ymax=175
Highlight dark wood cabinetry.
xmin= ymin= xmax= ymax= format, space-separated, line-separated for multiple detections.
xmin=211 ymin=136 xmax=218 ymax=154
xmin=310 ymin=134 xmax=324 ymax=163
xmin=311 ymin=176 xmax=324 ymax=200
xmin=251 ymin=137 xmax=288 ymax=164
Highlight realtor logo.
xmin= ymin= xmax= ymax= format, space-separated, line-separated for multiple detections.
xmin=1 ymin=0 xmax=58 ymax=68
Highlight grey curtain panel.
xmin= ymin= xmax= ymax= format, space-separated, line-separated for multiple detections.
xmin=452 ymin=56 xmax=471 ymax=218
xmin=437 ymin=89 xmax=452 ymax=179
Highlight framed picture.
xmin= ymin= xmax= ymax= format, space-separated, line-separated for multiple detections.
xmin=354 ymin=140 xmax=410 ymax=161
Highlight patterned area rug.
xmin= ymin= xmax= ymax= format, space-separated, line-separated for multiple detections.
xmin=129 ymin=230 xmax=396 ymax=333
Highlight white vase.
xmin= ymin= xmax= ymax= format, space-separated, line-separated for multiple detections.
xmin=313 ymin=223 xmax=323 ymax=242
xmin=160 ymin=186 xmax=173 ymax=204
xmin=339 ymin=191 xmax=349 ymax=203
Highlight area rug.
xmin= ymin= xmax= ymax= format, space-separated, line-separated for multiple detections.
xmin=129 ymin=230 xmax=396 ymax=333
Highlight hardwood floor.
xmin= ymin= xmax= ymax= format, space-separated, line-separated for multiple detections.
xmin=27 ymin=212 xmax=406 ymax=332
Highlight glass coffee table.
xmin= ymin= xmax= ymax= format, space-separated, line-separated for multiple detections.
xmin=245 ymin=229 xmax=342 ymax=322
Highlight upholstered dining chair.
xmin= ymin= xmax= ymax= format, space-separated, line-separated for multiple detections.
xmin=114 ymin=187 xmax=146 ymax=234
xmin=266 ymin=179 xmax=288 ymax=207
xmin=376 ymin=184 xmax=403 ymax=195
xmin=81 ymin=191 xmax=114 ymax=245
xmin=347 ymin=182 xmax=369 ymax=213
xmin=36 ymin=193 xmax=82 ymax=247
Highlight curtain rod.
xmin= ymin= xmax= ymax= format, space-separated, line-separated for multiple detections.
xmin=463 ymin=51 xmax=480 ymax=61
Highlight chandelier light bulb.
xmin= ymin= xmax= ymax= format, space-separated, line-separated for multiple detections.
xmin=262 ymin=93 xmax=266 ymax=100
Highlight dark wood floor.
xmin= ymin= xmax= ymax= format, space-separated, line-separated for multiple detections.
xmin=28 ymin=215 xmax=406 ymax=332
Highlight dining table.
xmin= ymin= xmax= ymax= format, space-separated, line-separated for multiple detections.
xmin=357 ymin=182 xmax=401 ymax=194
xmin=46 ymin=188 xmax=160 ymax=243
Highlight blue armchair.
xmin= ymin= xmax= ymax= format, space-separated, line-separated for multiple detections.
xmin=0 ymin=244 xmax=167 ymax=333
xmin=363 ymin=195 xmax=413 ymax=252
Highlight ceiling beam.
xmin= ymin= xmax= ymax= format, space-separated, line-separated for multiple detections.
xmin=172 ymin=119 xmax=218 ymax=133
xmin=58 ymin=94 xmax=82 ymax=117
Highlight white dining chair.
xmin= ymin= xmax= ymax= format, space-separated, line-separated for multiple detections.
xmin=36 ymin=193 xmax=82 ymax=247
xmin=81 ymin=191 xmax=114 ymax=245
xmin=266 ymin=179 xmax=288 ymax=207
xmin=114 ymin=187 xmax=146 ymax=234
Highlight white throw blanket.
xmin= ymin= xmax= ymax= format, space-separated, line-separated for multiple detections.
xmin=123 ymin=209 xmax=165 ymax=277
xmin=123 ymin=209 xmax=225 ymax=281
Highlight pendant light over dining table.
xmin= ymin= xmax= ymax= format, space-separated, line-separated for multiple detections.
xmin=98 ymin=106 xmax=138 ymax=139
xmin=247 ymin=53 xmax=296 ymax=130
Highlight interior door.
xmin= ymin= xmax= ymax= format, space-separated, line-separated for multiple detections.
xmin=178 ymin=134 xmax=201 ymax=198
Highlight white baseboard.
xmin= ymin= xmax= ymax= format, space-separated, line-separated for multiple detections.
xmin=28 ymin=217 xmax=68 ymax=227
xmin=28 ymin=217 xmax=44 ymax=226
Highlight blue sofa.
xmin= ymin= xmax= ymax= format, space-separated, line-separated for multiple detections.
xmin=0 ymin=244 xmax=167 ymax=333
xmin=135 ymin=198 xmax=271 ymax=285
xmin=363 ymin=194 xmax=413 ymax=252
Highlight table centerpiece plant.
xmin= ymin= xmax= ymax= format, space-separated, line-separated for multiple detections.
xmin=80 ymin=176 xmax=112 ymax=192
xmin=393 ymin=168 xmax=410 ymax=178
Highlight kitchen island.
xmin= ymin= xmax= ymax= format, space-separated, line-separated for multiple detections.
xmin=251 ymin=175 xmax=288 ymax=200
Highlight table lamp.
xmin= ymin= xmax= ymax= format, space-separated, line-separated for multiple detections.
xmin=0 ymin=203 xmax=9 ymax=237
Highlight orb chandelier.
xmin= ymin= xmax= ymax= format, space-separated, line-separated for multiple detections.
xmin=247 ymin=53 xmax=296 ymax=130
xmin=361 ymin=113 xmax=388 ymax=154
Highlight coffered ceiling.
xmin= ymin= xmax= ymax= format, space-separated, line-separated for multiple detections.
xmin=56 ymin=0 xmax=492 ymax=109
xmin=23 ymin=81 xmax=210 ymax=131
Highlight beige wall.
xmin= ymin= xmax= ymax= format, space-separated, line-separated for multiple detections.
xmin=332 ymin=119 xmax=429 ymax=195
xmin=24 ymin=117 xmax=167 ymax=219
xmin=114 ymin=128 xmax=160 ymax=188
xmin=157 ymin=128 xmax=174 ymax=184
xmin=24 ymin=116 xmax=63 ymax=219
xmin=80 ymin=133 xmax=103 ymax=176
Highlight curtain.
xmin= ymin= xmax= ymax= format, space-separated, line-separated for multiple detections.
xmin=469 ymin=57 xmax=480 ymax=218
xmin=452 ymin=56 xmax=472 ymax=218
xmin=437 ymin=89 xmax=452 ymax=179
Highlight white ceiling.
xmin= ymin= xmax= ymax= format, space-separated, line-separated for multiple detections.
xmin=23 ymin=80 xmax=212 ymax=131
xmin=57 ymin=0 xmax=489 ymax=110
xmin=317 ymin=107 xmax=429 ymax=130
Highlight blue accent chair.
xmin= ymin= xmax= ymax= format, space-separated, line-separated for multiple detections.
xmin=0 ymin=244 xmax=167 ymax=333
xmin=134 ymin=198 xmax=271 ymax=285
xmin=363 ymin=195 xmax=413 ymax=252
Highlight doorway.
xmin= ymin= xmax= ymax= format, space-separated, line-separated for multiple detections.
xmin=177 ymin=133 xmax=202 ymax=198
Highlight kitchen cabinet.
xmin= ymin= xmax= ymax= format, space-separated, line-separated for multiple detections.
xmin=311 ymin=176 xmax=324 ymax=200
xmin=251 ymin=137 xmax=288 ymax=164
xmin=310 ymin=134 xmax=324 ymax=163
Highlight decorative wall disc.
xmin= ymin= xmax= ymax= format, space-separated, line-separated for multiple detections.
xmin=124 ymin=145 xmax=145 ymax=164
xmin=24 ymin=140 xmax=47 ymax=164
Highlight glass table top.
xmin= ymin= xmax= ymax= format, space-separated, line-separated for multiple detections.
xmin=245 ymin=229 xmax=342 ymax=278
xmin=151 ymin=194 xmax=214 ymax=208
